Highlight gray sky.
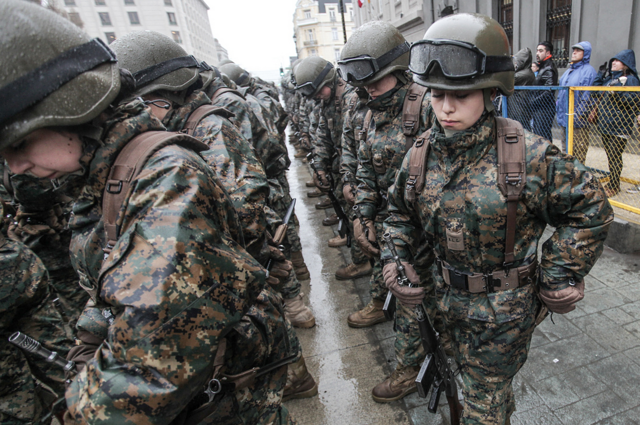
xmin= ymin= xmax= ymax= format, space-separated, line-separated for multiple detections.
xmin=205 ymin=0 xmax=299 ymax=83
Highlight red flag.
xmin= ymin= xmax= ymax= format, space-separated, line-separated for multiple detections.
xmin=358 ymin=0 xmax=363 ymax=7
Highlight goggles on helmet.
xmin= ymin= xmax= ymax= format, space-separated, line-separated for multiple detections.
xmin=337 ymin=41 xmax=410 ymax=83
xmin=295 ymin=62 xmax=333 ymax=97
xmin=409 ymin=39 xmax=514 ymax=79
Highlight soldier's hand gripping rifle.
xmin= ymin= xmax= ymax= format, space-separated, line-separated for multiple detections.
xmin=307 ymin=152 xmax=351 ymax=247
xmin=381 ymin=233 xmax=462 ymax=425
xmin=265 ymin=198 xmax=296 ymax=278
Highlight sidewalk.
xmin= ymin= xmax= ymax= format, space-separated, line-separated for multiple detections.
xmin=284 ymin=154 xmax=640 ymax=424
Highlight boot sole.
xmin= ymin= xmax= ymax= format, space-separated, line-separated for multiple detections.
xmin=347 ymin=315 xmax=387 ymax=328
xmin=283 ymin=378 xmax=319 ymax=402
xmin=335 ymin=270 xmax=373 ymax=280
xmin=294 ymin=270 xmax=310 ymax=280
xmin=371 ymin=385 xmax=417 ymax=403
xmin=322 ymin=220 xmax=339 ymax=226
xmin=291 ymin=316 xmax=316 ymax=328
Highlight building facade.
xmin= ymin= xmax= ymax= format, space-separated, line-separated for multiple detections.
xmin=293 ymin=0 xmax=356 ymax=63
xmin=56 ymin=0 xmax=225 ymax=66
xmin=353 ymin=0 xmax=640 ymax=72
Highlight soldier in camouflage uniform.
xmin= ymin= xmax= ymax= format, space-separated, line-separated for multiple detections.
xmin=0 ymin=203 xmax=75 ymax=424
xmin=335 ymin=87 xmax=374 ymax=280
xmin=383 ymin=14 xmax=613 ymax=423
xmin=0 ymin=2 xmax=294 ymax=423
xmin=293 ymin=57 xmax=354 ymax=248
xmin=336 ymin=21 xmax=434 ymax=402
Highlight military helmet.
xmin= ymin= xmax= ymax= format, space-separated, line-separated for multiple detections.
xmin=219 ymin=63 xmax=251 ymax=87
xmin=218 ymin=59 xmax=234 ymax=67
xmin=110 ymin=31 xmax=200 ymax=103
xmin=293 ymin=56 xmax=336 ymax=98
xmin=198 ymin=61 xmax=217 ymax=90
xmin=338 ymin=21 xmax=410 ymax=88
xmin=0 ymin=0 xmax=120 ymax=149
xmin=410 ymin=13 xmax=515 ymax=95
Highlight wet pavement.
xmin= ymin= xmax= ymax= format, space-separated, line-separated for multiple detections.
xmin=283 ymin=144 xmax=640 ymax=425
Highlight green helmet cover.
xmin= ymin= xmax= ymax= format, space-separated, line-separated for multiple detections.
xmin=293 ymin=56 xmax=336 ymax=98
xmin=110 ymin=30 xmax=200 ymax=102
xmin=340 ymin=20 xmax=409 ymax=87
xmin=0 ymin=0 xmax=120 ymax=149
xmin=219 ymin=64 xmax=251 ymax=87
xmin=413 ymin=13 xmax=514 ymax=96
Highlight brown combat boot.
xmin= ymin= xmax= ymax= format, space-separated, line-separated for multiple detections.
xmin=335 ymin=261 xmax=373 ymax=280
xmin=294 ymin=149 xmax=308 ymax=158
xmin=315 ymin=198 xmax=332 ymax=209
xmin=347 ymin=298 xmax=387 ymax=328
xmin=290 ymin=250 xmax=310 ymax=280
xmin=305 ymin=180 xmax=316 ymax=187
xmin=283 ymin=355 xmax=318 ymax=402
xmin=327 ymin=234 xmax=347 ymax=248
xmin=284 ymin=293 xmax=315 ymax=328
xmin=307 ymin=189 xmax=324 ymax=198
xmin=371 ymin=364 xmax=420 ymax=403
xmin=322 ymin=213 xmax=339 ymax=226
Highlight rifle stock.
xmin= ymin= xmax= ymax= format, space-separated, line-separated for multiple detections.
xmin=265 ymin=199 xmax=296 ymax=276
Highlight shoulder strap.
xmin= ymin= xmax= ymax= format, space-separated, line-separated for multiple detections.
xmin=405 ymin=129 xmax=432 ymax=203
xmin=495 ymin=117 xmax=526 ymax=267
xmin=211 ymin=87 xmax=245 ymax=102
xmin=182 ymin=105 xmax=235 ymax=136
xmin=102 ymin=131 xmax=209 ymax=254
xmin=357 ymin=109 xmax=373 ymax=143
xmin=402 ymin=82 xmax=429 ymax=152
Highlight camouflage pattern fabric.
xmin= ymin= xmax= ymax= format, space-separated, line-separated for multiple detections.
xmin=0 ymin=222 xmax=74 ymax=424
xmin=163 ymin=90 xmax=270 ymax=260
xmin=384 ymin=112 xmax=613 ymax=422
xmin=0 ymin=166 xmax=89 ymax=330
xmin=64 ymin=99 xmax=291 ymax=424
xmin=246 ymin=79 xmax=288 ymax=136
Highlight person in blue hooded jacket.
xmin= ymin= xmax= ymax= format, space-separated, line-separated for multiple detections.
xmin=557 ymin=41 xmax=597 ymax=164
xmin=592 ymin=49 xmax=640 ymax=196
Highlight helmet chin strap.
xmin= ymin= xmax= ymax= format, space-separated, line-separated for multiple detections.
xmin=483 ymin=88 xmax=495 ymax=113
xmin=143 ymin=99 xmax=171 ymax=109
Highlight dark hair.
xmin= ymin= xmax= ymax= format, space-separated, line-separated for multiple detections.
xmin=538 ymin=41 xmax=553 ymax=54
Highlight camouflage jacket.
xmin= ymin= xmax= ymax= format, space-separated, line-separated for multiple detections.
xmin=65 ymin=100 xmax=267 ymax=423
xmin=383 ymin=113 xmax=613 ymax=322
xmin=340 ymin=88 xmax=369 ymax=181
xmin=356 ymin=79 xmax=433 ymax=220
xmin=0 ymin=226 xmax=73 ymax=424
xmin=246 ymin=79 xmax=288 ymax=135
xmin=314 ymin=78 xmax=354 ymax=173
xmin=163 ymin=91 xmax=270 ymax=258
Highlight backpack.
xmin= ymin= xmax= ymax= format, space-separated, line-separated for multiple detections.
xmin=404 ymin=117 xmax=526 ymax=266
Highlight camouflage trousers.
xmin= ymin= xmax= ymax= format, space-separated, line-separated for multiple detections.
xmin=438 ymin=282 xmax=540 ymax=424
xmin=48 ymin=268 xmax=90 ymax=331
xmin=369 ymin=220 xmax=387 ymax=302
xmin=335 ymin=179 xmax=369 ymax=266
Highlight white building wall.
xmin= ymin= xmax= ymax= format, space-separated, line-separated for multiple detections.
xmin=59 ymin=0 xmax=221 ymax=65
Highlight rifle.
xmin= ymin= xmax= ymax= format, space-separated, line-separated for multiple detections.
xmin=265 ymin=198 xmax=296 ymax=278
xmin=381 ymin=233 xmax=462 ymax=425
xmin=9 ymin=331 xmax=76 ymax=373
xmin=307 ymin=152 xmax=351 ymax=247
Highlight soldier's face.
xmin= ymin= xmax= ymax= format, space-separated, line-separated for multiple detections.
xmin=364 ymin=74 xmax=398 ymax=100
xmin=314 ymin=86 xmax=333 ymax=101
xmin=430 ymin=89 xmax=486 ymax=132
xmin=1 ymin=128 xmax=83 ymax=179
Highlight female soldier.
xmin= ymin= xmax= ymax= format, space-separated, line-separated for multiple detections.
xmin=382 ymin=13 xmax=613 ymax=424
xmin=0 ymin=1 xmax=291 ymax=424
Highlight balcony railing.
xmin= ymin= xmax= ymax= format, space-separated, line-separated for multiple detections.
xmin=303 ymin=39 xmax=317 ymax=46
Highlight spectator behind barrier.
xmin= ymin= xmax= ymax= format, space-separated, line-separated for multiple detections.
xmin=511 ymin=47 xmax=536 ymax=130
xmin=532 ymin=41 xmax=559 ymax=142
xmin=592 ymin=49 xmax=639 ymax=197
xmin=557 ymin=41 xmax=597 ymax=164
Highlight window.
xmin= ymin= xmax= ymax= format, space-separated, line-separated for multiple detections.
xmin=310 ymin=49 xmax=317 ymax=56
xmin=164 ymin=0 xmax=172 ymax=5
xmin=68 ymin=12 xmax=83 ymax=28
xmin=98 ymin=12 xmax=111 ymax=26
xmin=128 ymin=11 xmax=140 ymax=25
xmin=334 ymin=48 xmax=341 ymax=62
xmin=329 ymin=8 xmax=336 ymax=21
xmin=332 ymin=27 xmax=338 ymax=41
xmin=304 ymin=9 xmax=311 ymax=19
xmin=124 ymin=0 xmax=135 ymax=4
xmin=64 ymin=0 xmax=76 ymax=5
xmin=105 ymin=32 xmax=117 ymax=44
xmin=172 ymin=31 xmax=182 ymax=44
xmin=94 ymin=0 xmax=105 ymax=5
xmin=307 ymin=29 xmax=314 ymax=41
xmin=546 ymin=0 xmax=572 ymax=68
xmin=498 ymin=0 xmax=513 ymax=54
xmin=167 ymin=12 xmax=177 ymax=25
